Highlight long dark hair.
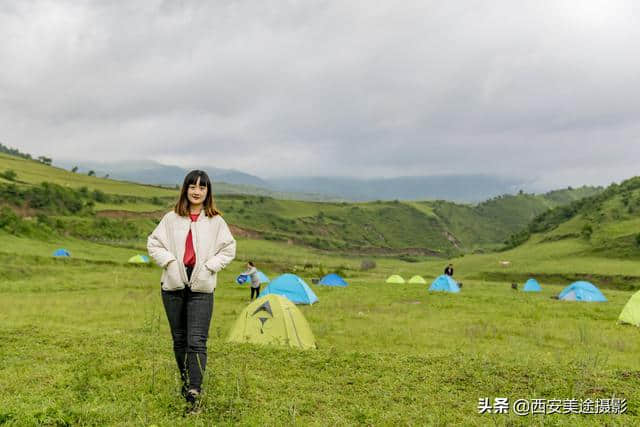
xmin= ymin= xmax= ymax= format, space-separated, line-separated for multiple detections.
xmin=174 ymin=170 xmax=220 ymax=217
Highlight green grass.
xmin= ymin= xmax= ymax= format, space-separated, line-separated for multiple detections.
xmin=0 ymin=253 xmax=638 ymax=425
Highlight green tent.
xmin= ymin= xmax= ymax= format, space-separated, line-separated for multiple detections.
xmin=228 ymin=294 xmax=316 ymax=349
xmin=619 ymin=290 xmax=640 ymax=326
xmin=386 ymin=274 xmax=405 ymax=284
xmin=128 ymin=254 xmax=150 ymax=264
xmin=408 ymin=275 xmax=426 ymax=284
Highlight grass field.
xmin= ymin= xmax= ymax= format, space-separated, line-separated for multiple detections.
xmin=0 ymin=244 xmax=639 ymax=425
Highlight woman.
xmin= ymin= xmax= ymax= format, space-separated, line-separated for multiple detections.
xmin=147 ymin=170 xmax=236 ymax=412
xmin=241 ymin=261 xmax=261 ymax=300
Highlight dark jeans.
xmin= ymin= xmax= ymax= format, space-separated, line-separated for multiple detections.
xmin=250 ymin=285 xmax=261 ymax=300
xmin=161 ymin=283 xmax=214 ymax=393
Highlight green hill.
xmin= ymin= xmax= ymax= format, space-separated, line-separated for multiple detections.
xmin=0 ymin=151 xmax=602 ymax=255
xmin=507 ymin=176 xmax=640 ymax=259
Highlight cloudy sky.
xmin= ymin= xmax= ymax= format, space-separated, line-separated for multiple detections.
xmin=1 ymin=0 xmax=638 ymax=189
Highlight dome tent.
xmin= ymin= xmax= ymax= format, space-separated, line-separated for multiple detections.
xmin=53 ymin=248 xmax=70 ymax=257
xmin=228 ymin=294 xmax=316 ymax=349
xmin=408 ymin=275 xmax=426 ymax=284
xmin=318 ymin=273 xmax=348 ymax=287
xmin=386 ymin=275 xmax=405 ymax=284
xmin=523 ymin=278 xmax=541 ymax=292
xmin=558 ymin=281 xmax=606 ymax=302
xmin=260 ymin=273 xmax=318 ymax=305
xmin=429 ymin=275 xmax=460 ymax=293
xmin=619 ymin=290 xmax=640 ymax=326
xmin=128 ymin=254 xmax=150 ymax=264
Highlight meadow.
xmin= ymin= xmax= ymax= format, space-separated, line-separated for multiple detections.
xmin=0 ymin=235 xmax=639 ymax=425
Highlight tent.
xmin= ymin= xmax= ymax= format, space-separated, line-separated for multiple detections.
xmin=618 ymin=290 xmax=640 ymax=326
xmin=558 ymin=281 xmax=607 ymax=302
xmin=227 ymin=294 xmax=316 ymax=349
xmin=236 ymin=270 xmax=270 ymax=285
xmin=260 ymin=273 xmax=318 ymax=305
xmin=256 ymin=270 xmax=270 ymax=283
xmin=53 ymin=248 xmax=70 ymax=257
xmin=408 ymin=275 xmax=426 ymax=284
xmin=128 ymin=254 xmax=150 ymax=264
xmin=318 ymin=273 xmax=348 ymax=287
xmin=523 ymin=278 xmax=542 ymax=292
xmin=429 ymin=274 xmax=460 ymax=293
xmin=386 ymin=275 xmax=405 ymax=284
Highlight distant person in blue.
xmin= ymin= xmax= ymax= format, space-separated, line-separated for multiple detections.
xmin=241 ymin=261 xmax=261 ymax=300
xmin=444 ymin=264 xmax=454 ymax=277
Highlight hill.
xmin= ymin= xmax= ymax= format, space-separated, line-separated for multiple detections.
xmin=507 ymin=176 xmax=640 ymax=259
xmin=1 ymin=152 xmax=602 ymax=256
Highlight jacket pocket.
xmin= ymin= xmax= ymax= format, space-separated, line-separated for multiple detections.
xmin=161 ymin=261 xmax=185 ymax=291
xmin=191 ymin=267 xmax=216 ymax=293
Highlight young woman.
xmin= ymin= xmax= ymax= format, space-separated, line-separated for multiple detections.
xmin=147 ymin=170 xmax=236 ymax=412
xmin=241 ymin=261 xmax=261 ymax=300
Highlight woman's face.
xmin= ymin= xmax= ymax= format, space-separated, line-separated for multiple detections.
xmin=187 ymin=177 xmax=208 ymax=209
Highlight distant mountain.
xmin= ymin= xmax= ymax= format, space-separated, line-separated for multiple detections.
xmin=56 ymin=160 xmax=530 ymax=202
xmin=267 ymin=175 xmax=525 ymax=202
xmin=54 ymin=159 xmax=270 ymax=188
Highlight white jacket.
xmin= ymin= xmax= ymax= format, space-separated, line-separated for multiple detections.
xmin=147 ymin=211 xmax=236 ymax=293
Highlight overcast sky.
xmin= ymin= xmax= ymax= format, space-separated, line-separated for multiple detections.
xmin=1 ymin=0 xmax=638 ymax=190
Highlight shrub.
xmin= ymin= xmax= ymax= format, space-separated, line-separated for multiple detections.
xmin=91 ymin=190 xmax=109 ymax=203
xmin=0 ymin=169 xmax=17 ymax=181
xmin=581 ymin=223 xmax=593 ymax=240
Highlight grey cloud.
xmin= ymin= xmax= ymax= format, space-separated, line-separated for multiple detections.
xmin=0 ymin=0 xmax=639 ymax=190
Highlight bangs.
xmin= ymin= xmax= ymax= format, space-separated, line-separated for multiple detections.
xmin=184 ymin=170 xmax=211 ymax=188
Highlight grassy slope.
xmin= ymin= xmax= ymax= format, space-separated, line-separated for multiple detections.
xmin=0 ymin=153 xmax=295 ymax=200
xmin=1 ymin=152 xmax=602 ymax=254
xmin=474 ymin=177 xmax=640 ymax=285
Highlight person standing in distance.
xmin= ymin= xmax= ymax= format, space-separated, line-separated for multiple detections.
xmin=241 ymin=261 xmax=261 ymax=300
xmin=147 ymin=170 xmax=236 ymax=413
xmin=444 ymin=263 xmax=454 ymax=277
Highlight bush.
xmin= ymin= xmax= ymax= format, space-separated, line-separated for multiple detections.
xmin=636 ymin=233 xmax=640 ymax=248
xmin=0 ymin=169 xmax=17 ymax=181
xmin=360 ymin=259 xmax=376 ymax=271
xmin=91 ymin=190 xmax=109 ymax=203
xmin=581 ymin=223 xmax=593 ymax=240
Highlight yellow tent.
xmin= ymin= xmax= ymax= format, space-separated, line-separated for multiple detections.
xmin=228 ymin=294 xmax=316 ymax=349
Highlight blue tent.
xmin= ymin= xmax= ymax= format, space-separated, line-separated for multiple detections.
xmin=318 ymin=273 xmax=348 ymax=287
xmin=236 ymin=270 xmax=270 ymax=285
xmin=429 ymin=275 xmax=460 ymax=293
xmin=260 ymin=273 xmax=318 ymax=305
xmin=256 ymin=270 xmax=270 ymax=283
xmin=558 ymin=281 xmax=607 ymax=302
xmin=53 ymin=248 xmax=70 ymax=257
xmin=523 ymin=278 xmax=542 ymax=292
